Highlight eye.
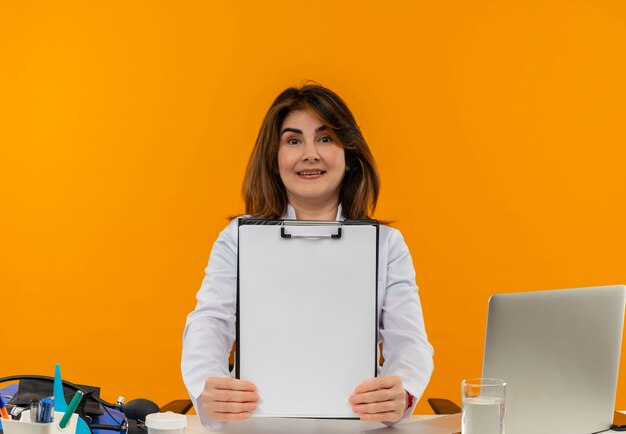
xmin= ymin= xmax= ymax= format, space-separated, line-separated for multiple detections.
xmin=319 ymin=135 xmax=332 ymax=143
xmin=287 ymin=137 xmax=300 ymax=145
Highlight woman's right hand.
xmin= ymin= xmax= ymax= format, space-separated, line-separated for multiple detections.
xmin=200 ymin=377 xmax=259 ymax=422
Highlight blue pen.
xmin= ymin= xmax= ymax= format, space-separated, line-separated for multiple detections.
xmin=38 ymin=397 xmax=54 ymax=423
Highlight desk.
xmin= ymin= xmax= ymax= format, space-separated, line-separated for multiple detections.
xmin=185 ymin=414 xmax=461 ymax=434
xmin=185 ymin=413 xmax=625 ymax=434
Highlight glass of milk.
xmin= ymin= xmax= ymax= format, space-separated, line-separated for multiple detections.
xmin=461 ymin=378 xmax=506 ymax=434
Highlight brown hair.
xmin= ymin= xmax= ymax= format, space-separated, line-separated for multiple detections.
xmin=242 ymin=84 xmax=380 ymax=219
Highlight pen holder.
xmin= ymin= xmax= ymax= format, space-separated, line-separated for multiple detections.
xmin=1 ymin=411 xmax=78 ymax=434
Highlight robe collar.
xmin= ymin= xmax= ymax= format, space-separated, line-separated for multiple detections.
xmin=283 ymin=203 xmax=345 ymax=221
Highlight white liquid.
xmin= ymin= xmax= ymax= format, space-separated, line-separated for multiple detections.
xmin=462 ymin=396 xmax=504 ymax=434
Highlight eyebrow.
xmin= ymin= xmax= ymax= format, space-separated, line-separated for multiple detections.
xmin=280 ymin=125 xmax=328 ymax=136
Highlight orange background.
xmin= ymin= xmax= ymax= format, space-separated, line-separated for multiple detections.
xmin=1 ymin=0 xmax=625 ymax=415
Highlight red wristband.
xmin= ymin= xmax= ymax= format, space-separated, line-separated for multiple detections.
xmin=405 ymin=391 xmax=414 ymax=410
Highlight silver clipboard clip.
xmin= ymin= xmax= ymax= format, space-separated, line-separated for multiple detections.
xmin=280 ymin=220 xmax=343 ymax=240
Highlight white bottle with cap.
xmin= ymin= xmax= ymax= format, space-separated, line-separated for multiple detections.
xmin=144 ymin=412 xmax=187 ymax=434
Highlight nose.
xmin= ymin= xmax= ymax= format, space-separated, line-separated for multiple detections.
xmin=301 ymin=141 xmax=320 ymax=162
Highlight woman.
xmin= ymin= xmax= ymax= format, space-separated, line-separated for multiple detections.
xmin=181 ymin=84 xmax=434 ymax=428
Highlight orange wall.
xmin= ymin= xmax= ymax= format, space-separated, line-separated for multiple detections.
xmin=1 ymin=1 xmax=625 ymax=415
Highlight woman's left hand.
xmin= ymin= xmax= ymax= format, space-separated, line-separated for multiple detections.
xmin=349 ymin=376 xmax=407 ymax=423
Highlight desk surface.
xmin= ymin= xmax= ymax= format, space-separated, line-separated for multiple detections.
xmin=185 ymin=414 xmax=461 ymax=434
xmin=185 ymin=413 xmax=625 ymax=434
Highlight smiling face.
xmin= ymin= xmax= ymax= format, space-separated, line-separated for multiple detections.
xmin=277 ymin=109 xmax=346 ymax=216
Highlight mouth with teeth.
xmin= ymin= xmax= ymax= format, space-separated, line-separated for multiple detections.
xmin=297 ymin=170 xmax=326 ymax=178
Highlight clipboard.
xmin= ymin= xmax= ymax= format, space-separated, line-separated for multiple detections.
xmin=236 ymin=218 xmax=379 ymax=418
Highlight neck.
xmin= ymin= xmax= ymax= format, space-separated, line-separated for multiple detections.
xmin=291 ymin=201 xmax=339 ymax=221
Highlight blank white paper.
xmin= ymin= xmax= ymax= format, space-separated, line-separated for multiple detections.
xmin=238 ymin=221 xmax=378 ymax=418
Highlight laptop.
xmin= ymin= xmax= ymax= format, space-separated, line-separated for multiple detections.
xmin=483 ymin=285 xmax=626 ymax=434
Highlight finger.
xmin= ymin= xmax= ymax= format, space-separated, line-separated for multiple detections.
xmin=359 ymin=411 xmax=402 ymax=423
xmin=210 ymin=411 xmax=252 ymax=422
xmin=354 ymin=378 xmax=385 ymax=394
xmin=212 ymin=389 xmax=259 ymax=403
xmin=212 ymin=401 xmax=258 ymax=413
xmin=352 ymin=400 xmax=400 ymax=415
xmin=350 ymin=388 xmax=397 ymax=405
xmin=209 ymin=378 xmax=257 ymax=391
xmin=354 ymin=376 xmax=399 ymax=394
